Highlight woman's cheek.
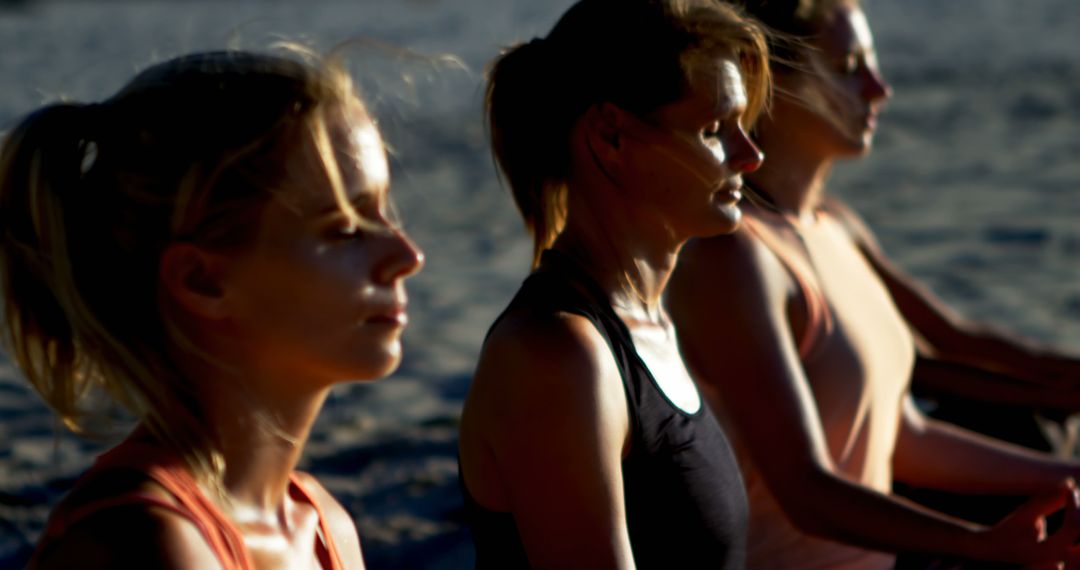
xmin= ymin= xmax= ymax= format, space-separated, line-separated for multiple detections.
xmin=704 ymin=139 xmax=727 ymax=167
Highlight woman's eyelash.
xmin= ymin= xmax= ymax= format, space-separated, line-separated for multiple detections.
xmin=839 ymin=55 xmax=859 ymax=74
xmin=325 ymin=224 xmax=365 ymax=241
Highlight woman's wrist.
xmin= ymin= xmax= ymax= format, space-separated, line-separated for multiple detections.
xmin=950 ymin=522 xmax=996 ymax=562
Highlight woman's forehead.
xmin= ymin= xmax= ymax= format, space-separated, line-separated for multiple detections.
xmin=334 ymin=111 xmax=390 ymax=198
xmin=679 ymin=58 xmax=747 ymax=117
xmin=818 ymin=5 xmax=875 ymax=56
xmin=286 ymin=104 xmax=389 ymax=215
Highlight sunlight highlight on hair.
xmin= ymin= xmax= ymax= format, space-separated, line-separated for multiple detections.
xmin=310 ymin=111 xmax=362 ymax=232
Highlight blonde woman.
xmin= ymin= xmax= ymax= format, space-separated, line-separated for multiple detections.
xmin=668 ymin=0 xmax=1080 ymax=567
xmin=458 ymin=0 xmax=770 ymax=567
xmin=0 ymin=50 xmax=423 ymax=568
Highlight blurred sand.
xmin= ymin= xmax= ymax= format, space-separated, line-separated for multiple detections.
xmin=1 ymin=0 xmax=1079 ymax=568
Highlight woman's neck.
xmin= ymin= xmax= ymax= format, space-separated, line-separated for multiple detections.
xmin=748 ymin=129 xmax=835 ymax=222
xmin=217 ymin=390 xmax=325 ymax=510
xmin=555 ymin=177 xmax=682 ymax=323
xmin=186 ymin=356 xmax=330 ymax=525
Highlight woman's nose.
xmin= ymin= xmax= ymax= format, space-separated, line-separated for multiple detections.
xmin=863 ymin=66 xmax=892 ymax=104
xmin=729 ymin=128 xmax=764 ymax=174
xmin=376 ymin=228 xmax=425 ymax=283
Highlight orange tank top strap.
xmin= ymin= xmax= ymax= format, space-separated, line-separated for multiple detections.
xmin=288 ymin=473 xmax=345 ymax=570
xmin=42 ymin=437 xmax=255 ymax=570
xmin=740 ymin=212 xmax=835 ymax=360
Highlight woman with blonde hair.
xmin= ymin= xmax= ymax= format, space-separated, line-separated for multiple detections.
xmin=668 ymin=0 xmax=1080 ymax=567
xmin=1 ymin=49 xmax=423 ymax=568
xmin=458 ymin=0 xmax=770 ymax=567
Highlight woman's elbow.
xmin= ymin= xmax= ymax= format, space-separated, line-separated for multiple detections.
xmin=765 ymin=462 xmax=847 ymax=537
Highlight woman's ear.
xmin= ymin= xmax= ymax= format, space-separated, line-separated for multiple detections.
xmin=584 ymin=102 xmax=626 ymax=161
xmin=159 ymin=243 xmax=231 ymax=320
xmin=597 ymin=102 xmax=623 ymax=150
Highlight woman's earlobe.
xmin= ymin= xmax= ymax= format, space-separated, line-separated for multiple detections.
xmin=159 ymin=243 xmax=230 ymax=320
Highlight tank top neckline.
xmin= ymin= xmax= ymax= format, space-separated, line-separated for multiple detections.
xmin=737 ymin=213 xmax=836 ymax=362
xmin=540 ymin=248 xmax=705 ymax=419
xmin=41 ymin=434 xmax=344 ymax=570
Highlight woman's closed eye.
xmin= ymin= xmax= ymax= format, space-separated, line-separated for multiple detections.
xmin=322 ymin=214 xmax=401 ymax=243
xmin=836 ymin=53 xmax=860 ymax=76
xmin=702 ymin=121 xmax=724 ymax=139
xmin=323 ymin=222 xmax=366 ymax=242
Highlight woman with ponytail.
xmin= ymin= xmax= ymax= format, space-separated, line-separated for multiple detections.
xmin=458 ymin=0 xmax=769 ymax=567
xmin=1 ymin=49 xmax=423 ymax=569
xmin=667 ymin=0 xmax=1080 ymax=567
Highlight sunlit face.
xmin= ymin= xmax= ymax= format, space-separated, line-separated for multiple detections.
xmin=777 ymin=3 xmax=892 ymax=157
xmin=223 ymin=102 xmax=424 ymax=387
xmin=617 ymin=56 xmax=764 ymax=238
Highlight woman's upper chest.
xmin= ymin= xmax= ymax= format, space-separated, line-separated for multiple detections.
xmin=799 ymin=213 xmax=915 ymax=414
xmin=797 ymin=215 xmax=912 ymax=360
xmin=623 ymin=315 xmax=703 ymax=416
xmin=238 ymin=493 xmax=335 ymax=570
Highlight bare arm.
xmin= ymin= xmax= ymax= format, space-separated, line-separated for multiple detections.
xmin=827 ymin=197 xmax=1080 ymax=391
xmin=463 ymin=312 xmax=635 ymax=570
xmin=668 ymin=231 xmax=1079 ymax=564
xmin=913 ymin=354 xmax=1080 ymax=411
xmin=893 ymin=393 xmax=1080 ymax=493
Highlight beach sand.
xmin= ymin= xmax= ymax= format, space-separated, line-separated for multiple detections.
xmin=1 ymin=0 xmax=1079 ymax=567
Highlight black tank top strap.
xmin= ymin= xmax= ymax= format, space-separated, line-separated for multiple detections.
xmin=534 ymin=249 xmax=649 ymax=422
xmin=464 ymin=249 xmax=748 ymax=569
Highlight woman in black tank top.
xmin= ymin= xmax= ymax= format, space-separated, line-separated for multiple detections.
xmin=457 ymin=1 xmax=770 ymax=567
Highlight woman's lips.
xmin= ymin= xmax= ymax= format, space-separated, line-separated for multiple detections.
xmin=864 ymin=112 xmax=879 ymax=131
xmin=365 ymin=306 xmax=408 ymax=326
xmin=715 ymin=184 xmax=743 ymax=205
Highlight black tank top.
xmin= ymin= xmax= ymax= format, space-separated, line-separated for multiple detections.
xmin=462 ymin=250 xmax=748 ymax=569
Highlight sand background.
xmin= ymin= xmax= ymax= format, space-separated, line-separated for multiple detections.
xmin=1 ymin=0 xmax=1079 ymax=568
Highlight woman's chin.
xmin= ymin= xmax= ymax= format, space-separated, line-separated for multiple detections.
xmin=371 ymin=347 xmax=404 ymax=379
xmin=699 ymin=202 xmax=742 ymax=237
xmin=341 ymin=344 xmax=404 ymax=383
xmin=849 ymin=128 xmax=879 ymax=156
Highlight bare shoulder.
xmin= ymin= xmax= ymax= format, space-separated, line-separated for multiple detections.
xmin=669 ymin=226 xmax=804 ymax=392
xmin=474 ymin=308 xmax=624 ymax=412
xmin=292 ymin=472 xmax=365 ymax=569
xmin=485 ymin=307 xmax=614 ymax=371
xmin=466 ymin=306 xmax=629 ymax=452
xmin=680 ymin=224 xmax=761 ymax=265
xmin=461 ymin=306 xmax=635 ymax=565
xmin=32 ymin=480 xmax=220 ymax=570
xmin=672 ymin=227 xmax=792 ymax=305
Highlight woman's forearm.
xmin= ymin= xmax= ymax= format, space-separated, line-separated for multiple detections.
xmin=893 ymin=404 xmax=1079 ymax=495
xmin=929 ymin=322 xmax=1080 ymax=387
xmin=912 ymin=355 xmax=1080 ymax=410
xmin=778 ymin=465 xmax=984 ymax=555
xmin=778 ymin=460 xmax=1080 ymax=564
